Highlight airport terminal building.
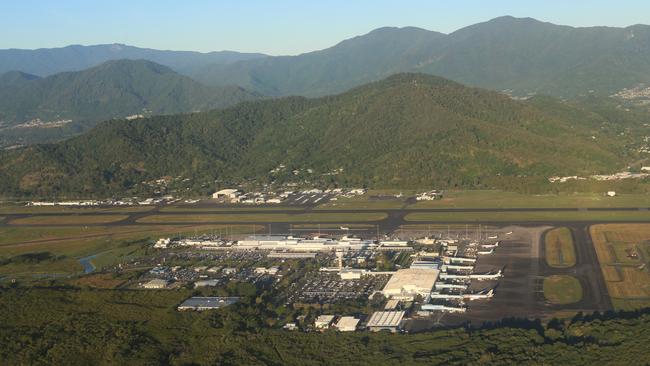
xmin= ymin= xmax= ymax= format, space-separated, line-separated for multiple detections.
xmin=381 ymin=268 xmax=440 ymax=301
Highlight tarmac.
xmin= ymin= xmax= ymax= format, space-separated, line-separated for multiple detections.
xmin=0 ymin=203 xmax=627 ymax=326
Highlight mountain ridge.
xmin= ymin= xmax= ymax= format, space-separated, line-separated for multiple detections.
xmin=0 ymin=59 xmax=260 ymax=147
xmin=0 ymin=73 xmax=635 ymax=198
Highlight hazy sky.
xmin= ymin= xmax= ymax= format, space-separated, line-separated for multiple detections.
xmin=2 ymin=0 xmax=649 ymax=55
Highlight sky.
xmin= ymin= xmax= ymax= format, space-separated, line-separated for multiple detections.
xmin=2 ymin=0 xmax=650 ymax=55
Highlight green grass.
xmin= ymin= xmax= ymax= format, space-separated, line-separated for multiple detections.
xmin=0 ymin=205 xmax=155 ymax=214
xmin=409 ymin=191 xmax=650 ymax=209
xmin=160 ymin=205 xmax=306 ymax=212
xmin=137 ymin=212 xmax=387 ymax=224
xmin=543 ymin=275 xmax=583 ymax=304
xmin=610 ymin=298 xmax=650 ymax=312
xmin=9 ymin=215 xmax=128 ymax=225
xmin=0 ymin=224 xmax=263 ymax=279
xmin=545 ymin=227 xmax=576 ymax=268
xmin=404 ymin=210 xmax=650 ymax=222
xmin=590 ymin=224 xmax=650 ymax=310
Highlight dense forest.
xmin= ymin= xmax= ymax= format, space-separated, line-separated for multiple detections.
xmin=0 ymin=59 xmax=258 ymax=146
xmin=0 ymin=73 xmax=644 ymax=198
xmin=1 ymin=285 xmax=649 ymax=365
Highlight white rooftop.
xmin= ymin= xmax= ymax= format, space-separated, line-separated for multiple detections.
xmin=335 ymin=316 xmax=359 ymax=331
xmin=382 ymin=268 xmax=439 ymax=297
xmin=367 ymin=311 xmax=406 ymax=328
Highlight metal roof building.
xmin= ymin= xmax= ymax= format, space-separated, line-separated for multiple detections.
xmin=177 ymin=297 xmax=239 ymax=311
xmin=212 ymin=189 xmax=241 ymax=199
xmin=367 ymin=311 xmax=406 ymax=332
xmin=314 ymin=315 xmax=336 ymax=329
xmin=334 ymin=316 xmax=359 ymax=332
xmin=142 ymin=278 xmax=168 ymax=289
xmin=381 ymin=268 xmax=440 ymax=301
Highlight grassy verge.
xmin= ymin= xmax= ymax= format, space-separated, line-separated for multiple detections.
xmin=409 ymin=190 xmax=650 ymax=209
xmin=137 ymin=212 xmax=387 ymax=224
xmin=0 ymin=205 xmax=155 ymax=214
xmin=544 ymin=227 xmax=576 ymax=268
xmin=290 ymin=224 xmax=375 ymax=229
xmin=405 ymin=211 xmax=650 ymax=222
xmin=9 ymin=215 xmax=128 ymax=225
xmin=543 ymin=275 xmax=583 ymax=304
xmin=160 ymin=205 xmax=306 ymax=212
xmin=590 ymin=224 xmax=650 ymax=310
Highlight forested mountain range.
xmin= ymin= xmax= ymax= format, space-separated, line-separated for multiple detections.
xmin=0 ymin=43 xmax=266 ymax=76
xmin=0 ymin=73 xmax=638 ymax=198
xmin=0 ymin=59 xmax=259 ymax=146
xmin=4 ymin=17 xmax=650 ymax=99
xmin=191 ymin=16 xmax=650 ymax=98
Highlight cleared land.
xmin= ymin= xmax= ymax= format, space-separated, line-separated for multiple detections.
xmin=590 ymin=224 xmax=650 ymax=310
xmin=9 ymin=215 xmax=128 ymax=225
xmin=409 ymin=191 xmax=650 ymax=209
xmin=137 ymin=212 xmax=387 ymax=224
xmin=405 ymin=211 xmax=650 ymax=222
xmin=543 ymin=275 xmax=583 ymax=304
xmin=0 ymin=224 xmax=262 ymax=279
xmin=545 ymin=227 xmax=576 ymax=268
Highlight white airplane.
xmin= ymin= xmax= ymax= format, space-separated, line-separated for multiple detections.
xmin=481 ymin=241 xmax=500 ymax=249
xmin=465 ymin=289 xmax=494 ymax=301
xmin=469 ymin=270 xmax=503 ymax=280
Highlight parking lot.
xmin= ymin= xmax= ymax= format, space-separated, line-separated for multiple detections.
xmin=287 ymin=272 xmax=390 ymax=304
xmin=282 ymin=192 xmax=332 ymax=206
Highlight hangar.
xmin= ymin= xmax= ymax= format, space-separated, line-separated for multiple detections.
xmin=381 ymin=268 xmax=439 ymax=301
xmin=367 ymin=311 xmax=405 ymax=332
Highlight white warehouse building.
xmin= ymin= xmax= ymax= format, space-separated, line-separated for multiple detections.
xmin=212 ymin=189 xmax=241 ymax=200
xmin=381 ymin=268 xmax=440 ymax=301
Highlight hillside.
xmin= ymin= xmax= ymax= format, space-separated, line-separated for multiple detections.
xmin=0 ymin=43 xmax=267 ymax=76
xmin=0 ymin=59 xmax=259 ymax=146
xmin=0 ymin=73 xmax=636 ymax=198
xmin=191 ymin=16 xmax=650 ymax=98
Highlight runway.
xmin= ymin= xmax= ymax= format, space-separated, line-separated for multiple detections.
xmin=2 ymin=205 xmax=650 ymax=230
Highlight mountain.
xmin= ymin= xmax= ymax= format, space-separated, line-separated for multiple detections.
xmin=0 ymin=59 xmax=259 ymax=146
xmin=191 ymin=16 xmax=650 ymax=98
xmin=0 ymin=43 xmax=267 ymax=76
xmin=0 ymin=71 xmax=40 ymax=87
xmin=193 ymin=26 xmax=447 ymax=96
xmin=0 ymin=73 xmax=635 ymax=198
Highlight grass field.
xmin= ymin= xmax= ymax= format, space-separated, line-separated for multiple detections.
xmin=137 ymin=212 xmax=387 ymax=224
xmin=0 ymin=224 xmax=263 ymax=279
xmin=0 ymin=205 xmax=155 ymax=214
xmin=544 ymin=227 xmax=576 ymax=268
xmin=9 ymin=214 xmax=128 ymax=225
xmin=590 ymin=224 xmax=650 ymax=310
xmin=409 ymin=191 xmax=650 ymax=209
xmin=404 ymin=211 xmax=650 ymax=222
xmin=289 ymin=224 xmax=375 ymax=229
xmin=160 ymin=205 xmax=306 ymax=212
xmin=543 ymin=275 xmax=583 ymax=304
